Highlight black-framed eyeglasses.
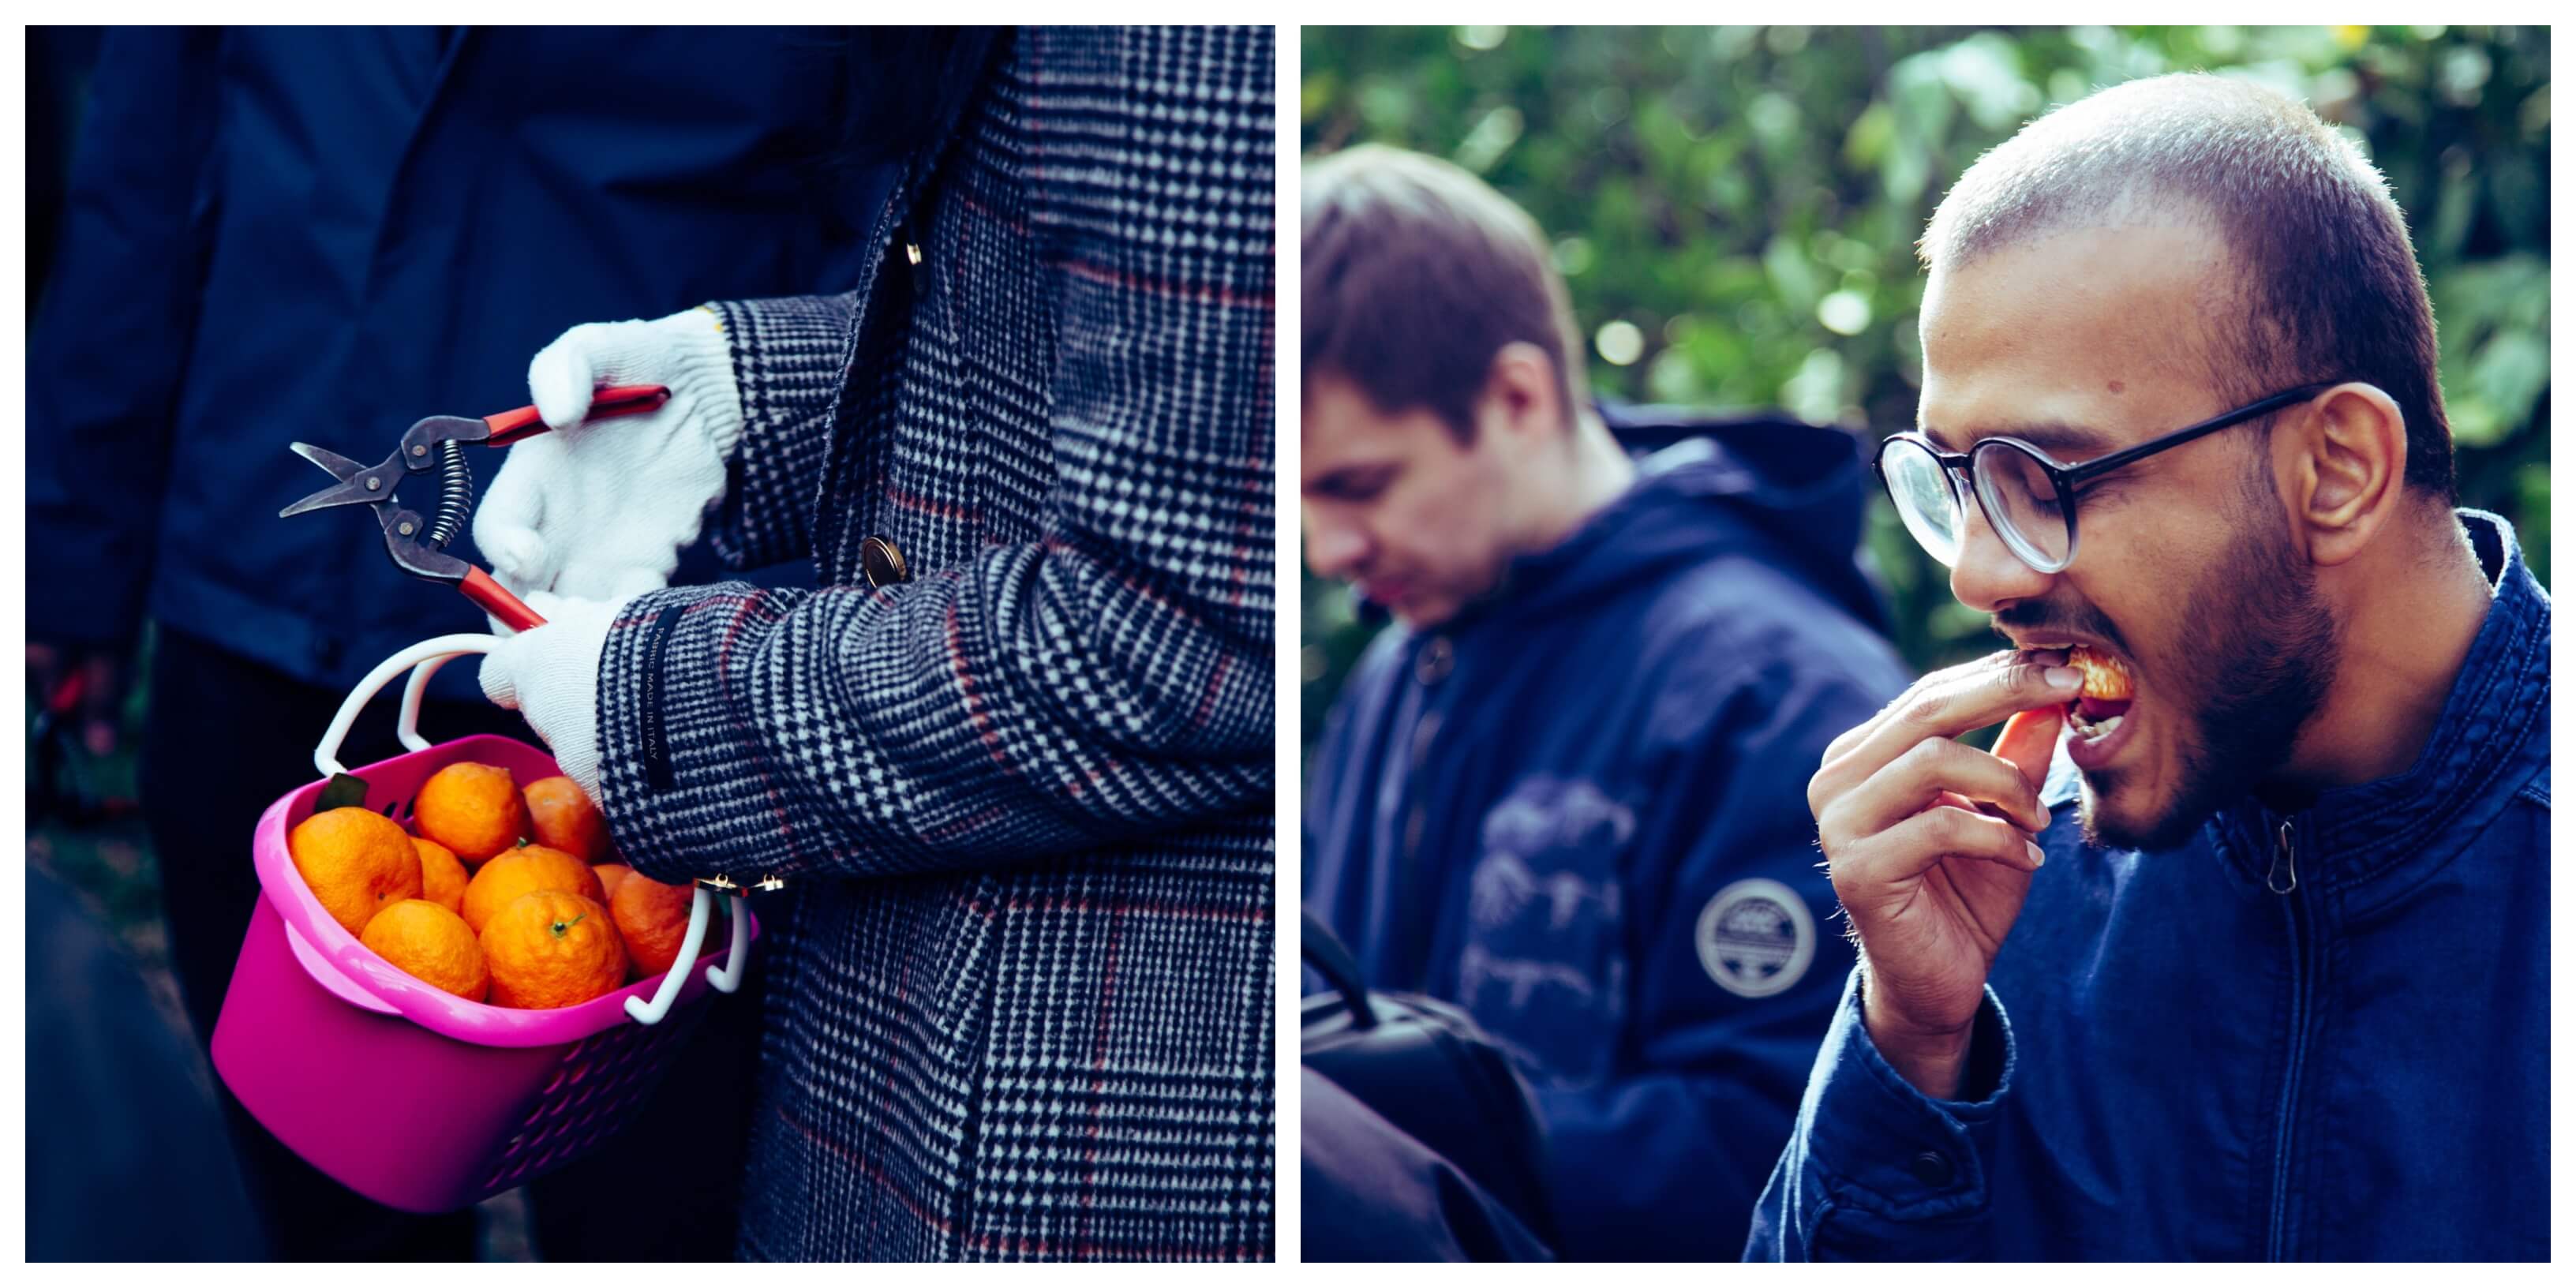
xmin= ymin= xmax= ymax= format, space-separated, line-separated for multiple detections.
xmin=1875 ymin=383 xmax=2333 ymax=575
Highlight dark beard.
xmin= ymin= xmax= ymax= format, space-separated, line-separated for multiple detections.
xmin=2082 ymin=476 xmax=2340 ymax=851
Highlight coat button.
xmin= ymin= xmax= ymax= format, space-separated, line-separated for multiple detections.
xmin=1414 ymin=637 xmax=1455 ymax=686
xmin=1909 ymin=1150 xmax=1954 ymax=1187
xmin=860 ymin=536 xmax=910 ymax=589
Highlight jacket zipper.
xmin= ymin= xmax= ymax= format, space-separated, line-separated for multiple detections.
xmin=2265 ymin=817 xmax=2308 ymax=1260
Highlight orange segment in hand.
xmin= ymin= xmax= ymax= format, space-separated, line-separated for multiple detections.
xmin=1995 ymin=707 xmax=2066 ymax=796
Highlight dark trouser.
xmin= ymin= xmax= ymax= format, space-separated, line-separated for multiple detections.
xmin=142 ymin=627 xmax=762 ymax=1261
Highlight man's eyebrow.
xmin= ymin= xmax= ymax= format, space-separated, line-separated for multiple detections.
xmin=1921 ymin=421 xmax=2115 ymax=458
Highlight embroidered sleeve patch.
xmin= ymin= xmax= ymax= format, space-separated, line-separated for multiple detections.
xmin=1696 ymin=878 xmax=1816 ymax=999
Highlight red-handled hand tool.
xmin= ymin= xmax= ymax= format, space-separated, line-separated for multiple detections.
xmin=278 ymin=386 xmax=670 ymax=630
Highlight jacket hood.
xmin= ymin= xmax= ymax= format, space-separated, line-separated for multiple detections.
xmin=1479 ymin=402 xmax=1891 ymax=633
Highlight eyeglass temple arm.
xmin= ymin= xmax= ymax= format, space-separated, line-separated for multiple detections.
xmin=2056 ymin=383 xmax=2336 ymax=487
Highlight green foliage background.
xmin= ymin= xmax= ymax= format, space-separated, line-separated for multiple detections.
xmin=1300 ymin=25 xmax=2550 ymax=751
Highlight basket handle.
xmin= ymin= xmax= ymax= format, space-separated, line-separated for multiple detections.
xmin=395 ymin=650 xmax=459 ymax=754
xmin=709 ymin=895 xmax=751 ymax=994
xmin=622 ymin=889 xmax=755 ymax=1024
xmin=313 ymin=635 xmax=500 ymax=780
xmin=316 ymin=635 xmax=755 ymax=1030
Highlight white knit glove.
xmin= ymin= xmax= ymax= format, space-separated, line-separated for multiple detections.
xmin=478 ymin=591 xmax=629 ymax=800
xmin=474 ymin=307 xmax=743 ymax=603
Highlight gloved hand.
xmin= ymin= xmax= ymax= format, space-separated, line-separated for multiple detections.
xmin=474 ymin=307 xmax=744 ymax=602
xmin=478 ymin=590 xmax=631 ymax=800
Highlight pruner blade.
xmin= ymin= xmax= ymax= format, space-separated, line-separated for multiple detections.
xmin=279 ymin=441 xmax=405 ymax=518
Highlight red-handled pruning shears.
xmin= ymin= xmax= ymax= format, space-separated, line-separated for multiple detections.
xmin=278 ymin=386 xmax=670 ymax=631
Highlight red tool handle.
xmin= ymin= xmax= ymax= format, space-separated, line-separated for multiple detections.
xmin=481 ymin=384 xmax=672 ymax=446
xmin=462 ymin=567 xmax=547 ymax=632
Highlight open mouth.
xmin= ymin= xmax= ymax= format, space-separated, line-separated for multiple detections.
xmin=2062 ymin=645 xmax=2134 ymax=743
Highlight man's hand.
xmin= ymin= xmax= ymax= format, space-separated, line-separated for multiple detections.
xmin=474 ymin=308 xmax=744 ymax=603
xmin=1809 ymin=651 xmax=2080 ymax=1099
xmin=477 ymin=591 xmax=628 ymax=799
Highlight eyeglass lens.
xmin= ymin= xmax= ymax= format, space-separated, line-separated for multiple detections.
xmin=1883 ymin=439 xmax=2072 ymax=571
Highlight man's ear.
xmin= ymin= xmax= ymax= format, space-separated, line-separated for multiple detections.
xmin=2285 ymin=381 xmax=2407 ymax=567
xmin=1477 ymin=342 xmax=1567 ymax=444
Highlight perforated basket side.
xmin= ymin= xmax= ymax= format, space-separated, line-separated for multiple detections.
xmin=477 ymin=999 xmax=713 ymax=1194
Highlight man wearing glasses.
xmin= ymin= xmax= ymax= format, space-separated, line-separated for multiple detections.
xmin=1747 ymin=73 xmax=2547 ymax=1260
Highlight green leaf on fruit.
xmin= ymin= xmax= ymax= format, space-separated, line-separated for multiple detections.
xmin=317 ymin=773 xmax=373 ymax=811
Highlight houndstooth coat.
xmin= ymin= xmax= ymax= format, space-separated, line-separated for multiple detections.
xmin=592 ymin=27 xmax=1275 ymax=1260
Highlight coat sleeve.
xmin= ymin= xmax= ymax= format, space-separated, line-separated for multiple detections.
xmin=1743 ymin=974 xmax=2012 ymax=1260
xmin=26 ymin=28 xmax=222 ymax=646
xmin=593 ymin=27 xmax=1274 ymax=883
xmin=698 ymin=291 xmax=858 ymax=572
xmin=1526 ymin=640 xmax=1878 ymax=1260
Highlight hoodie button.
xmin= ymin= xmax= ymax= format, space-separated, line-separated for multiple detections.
xmin=1415 ymin=637 xmax=1455 ymax=686
xmin=1909 ymin=1150 xmax=1954 ymax=1188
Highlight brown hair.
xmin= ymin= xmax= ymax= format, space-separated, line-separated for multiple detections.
xmin=1302 ymin=145 xmax=1586 ymax=441
xmin=1922 ymin=73 xmax=2454 ymax=502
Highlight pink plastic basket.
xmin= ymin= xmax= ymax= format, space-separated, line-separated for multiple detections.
xmin=210 ymin=636 xmax=757 ymax=1213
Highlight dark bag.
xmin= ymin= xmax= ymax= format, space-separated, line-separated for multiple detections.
xmin=1300 ymin=913 xmax=1556 ymax=1246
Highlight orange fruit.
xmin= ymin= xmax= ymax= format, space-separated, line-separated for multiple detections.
xmin=611 ymin=872 xmax=699 ymax=979
xmin=414 ymin=837 xmax=469 ymax=915
xmin=593 ymin=863 xmax=633 ymax=902
xmin=461 ymin=843 xmax=605 ymax=935
xmin=288 ymin=807 xmax=425 ymax=937
xmin=361 ymin=900 xmax=489 ymax=1002
xmin=414 ymin=762 xmax=527 ymax=862
xmin=523 ymin=776 xmax=609 ymax=863
xmin=481 ymin=891 xmax=626 ymax=1009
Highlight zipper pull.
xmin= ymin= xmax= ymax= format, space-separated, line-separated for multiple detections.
xmin=2266 ymin=819 xmax=2298 ymax=895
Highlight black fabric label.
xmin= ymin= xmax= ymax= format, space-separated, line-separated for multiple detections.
xmin=638 ymin=604 xmax=687 ymax=794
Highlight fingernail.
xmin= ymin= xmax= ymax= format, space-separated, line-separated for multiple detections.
xmin=2026 ymin=841 xmax=2046 ymax=867
xmin=2044 ymin=666 xmax=2082 ymax=691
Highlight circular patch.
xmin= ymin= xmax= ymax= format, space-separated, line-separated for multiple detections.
xmin=1695 ymin=878 xmax=1815 ymax=999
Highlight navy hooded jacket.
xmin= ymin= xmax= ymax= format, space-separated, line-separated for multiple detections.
xmin=1305 ymin=409 xmax=1914 ymax=1260
xmin=28 ymin=28 xmax=880 ymax=700
xmin=1747 ymin=511 xmax=2549 ymax=1261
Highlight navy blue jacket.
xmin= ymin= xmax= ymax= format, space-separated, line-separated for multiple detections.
xmin=1305 ymin=412 xmax=1914 ymax=1260
xmin=28 ymin=28 xmax=878 ymax=700
xmin=1747 ymin=511 xmax=2549 ymax=1261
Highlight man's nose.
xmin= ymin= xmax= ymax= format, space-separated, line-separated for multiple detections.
xmin=1304 ymin=509 xmax=1371 ymax=580
xmin=1948 ymin=496 xmax=2054 ymax=615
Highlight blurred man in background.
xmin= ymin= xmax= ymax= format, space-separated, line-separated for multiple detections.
xmin=27 ymin=26 xmax=879 ymax=1260
xmin=1300 ymin=145 xmax=1911 ymax=1258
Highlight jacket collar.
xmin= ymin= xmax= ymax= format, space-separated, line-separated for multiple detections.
xmin=2206 ymin=509 xmax=2550 ymax=897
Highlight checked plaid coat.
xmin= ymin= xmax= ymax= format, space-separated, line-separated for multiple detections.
xmin=592 ymin=28 xmax=1275 ymax=1260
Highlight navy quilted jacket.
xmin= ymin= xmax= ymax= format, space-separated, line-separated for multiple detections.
xmin=27 ymin=27 xmax=875 ymax=698
xmin=1748 ymin=511 xmax=2548 ymax=1261
xmin=594 ymin=28 xmax=1275 ymax=1261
